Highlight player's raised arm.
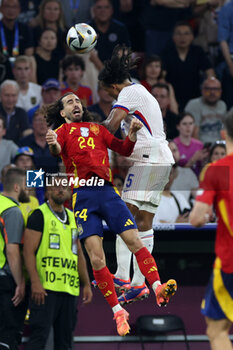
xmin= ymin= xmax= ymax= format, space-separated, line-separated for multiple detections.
xmin=46 ymin=129 xmax=61 ymax=156
xmin=102 ymin=107 xmax=128 ymax=134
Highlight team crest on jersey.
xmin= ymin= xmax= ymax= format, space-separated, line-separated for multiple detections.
xmin=90 ymin=123 xmax=99 ymax=136
xmin=80 ymin=127 xmax=89 ymax=137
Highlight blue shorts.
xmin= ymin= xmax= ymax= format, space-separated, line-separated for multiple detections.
xmin=72 ymin=183 xmax=137 ymax=240
xmin=201 ymin=258 xmax=233 ymax=321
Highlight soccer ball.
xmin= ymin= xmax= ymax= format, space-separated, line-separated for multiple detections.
xmin=66 ymin=23 xmax=97 ymax=54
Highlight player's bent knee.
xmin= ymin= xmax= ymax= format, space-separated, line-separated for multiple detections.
xmin=89 ymin=254 xmax=106 ymax=270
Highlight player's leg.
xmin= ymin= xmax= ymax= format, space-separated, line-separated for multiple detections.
xmin=120 ymin=228 xmax=177 ymax=307
xmin=84 ymin=235 xmax=130 ymax=336
xmin=114 ymin=203 xmax=139 ymax=288
xmin=205 ymin=317 xmax=232 ymax=350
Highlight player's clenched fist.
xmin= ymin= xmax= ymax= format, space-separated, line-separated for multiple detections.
xmin=128 ymin=118 xmax=143 ymax=142
xmin=46 ymin=129 xmax=57 ymax=145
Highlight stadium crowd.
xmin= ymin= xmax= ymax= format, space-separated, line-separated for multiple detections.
xmin=1 ymin=0 xmax=233 ymax=349
xmin=0 ymin=0 xmax=231 ymax=223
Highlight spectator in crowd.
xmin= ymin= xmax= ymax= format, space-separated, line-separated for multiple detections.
xmin=0 ymin=80 xmax=32 ymax=144
xmin=140 ymin=55 xmax=178 ymax=114
xmin=13 ymin=55 xmax=42 ymax=112
xmin=174 ymin=113 xmax=208 ymax=176
xmin=60 ymin=0 xmax=94 ymax=28
xmin=32 ymin=0 xmax=67 ymax=61
xmin=153 ymin=164 xmax=191 ymax=224
xmin=151 ymin=83 xmax=179 ymax=139
xmin=23 ymin=177 xmax=92 ymax=350
xmin=185 ymin=77 xmax=226 ymax=143
xmin=17 ymin=0 xmax=40 ymax=25
xmin=141 ymin=0 xmax=193 ymax=56
xmin=0 ymin=167 xmax=29 ymax=350
xmin=61 ymin=55 xmax=93 ymax=107
xmin=0 ymin=0 xmax=34 ymax=83
xmin=169 ymin=140 xmax=199 ymax=204
xmin=89 ymin=0 xmax=131 ymax=63
xmin=88 ymin=82 xmax=114 ymax=122
xmin=28 ymin=78 xmax=61 ymax=123
xmin=13 ymin=146 xmax=40 ymax=223
xmin=199 ymin=141 xmax=226 ymax=182
xmin=34 ymin=28 xmax=60 ymax=85
xmin=0 ymin=113 xmax=18 ymax=175
xmin=112 ymin=0 xmax=146 ymax=52
xmin=19 ymin=108 xmax=60 ymax=173
xmin=208 ymin=141 xmax=226 ymax=162
xmin=162 ymin=21 xmax=215 ymax=112
xmin=218 ymin=0 xmax=233 ymax=109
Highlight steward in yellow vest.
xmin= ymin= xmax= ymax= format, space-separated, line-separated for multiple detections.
xmin=23 ymin=178 xmax=92 ymax=349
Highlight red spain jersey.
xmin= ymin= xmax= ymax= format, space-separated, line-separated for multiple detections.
xmin=196 ymin=154 xmax=233 ymax=273
xmin=55 ymin=122 xmax=135 ymax=183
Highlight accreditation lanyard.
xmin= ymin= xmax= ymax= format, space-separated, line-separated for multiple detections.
xmin=70 ymin=0 xmax=80 ymax=10
xmin=0 ymin=20 xmax=19 ymax=57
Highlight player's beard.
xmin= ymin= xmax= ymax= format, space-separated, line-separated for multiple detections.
xmin=19 ymin=188 xmax=30 ymax=203
xmin=67 ymin=111 xmax=83 ymax=122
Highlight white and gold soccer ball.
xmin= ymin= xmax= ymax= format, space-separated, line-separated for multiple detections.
xmin=66 ymin=23 xmax=97 ymax=54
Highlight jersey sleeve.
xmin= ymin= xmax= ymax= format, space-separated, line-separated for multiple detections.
xmin=27 ymin=209 xmax=44 ymax=232
xmin=195 ymin=164 xmax=217 ymax=205
xmin=112 ymin=86 xmax=139 ymax=113
xmin=55 ymin=124 xmax=67 ymax=149
xmin=101 ymin=125 xmax=136 ymax=156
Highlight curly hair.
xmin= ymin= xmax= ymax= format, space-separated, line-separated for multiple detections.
xmin=98 ymin=44 xmax=137 ymax=85
xmin=44 ymin=92 xmax=93 ymax=129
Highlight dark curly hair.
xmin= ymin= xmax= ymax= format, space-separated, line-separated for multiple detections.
xmin=98 ymin=44 xmax=137 ymax=86
xmin=44 ymin=92 xmax=93 ymax=129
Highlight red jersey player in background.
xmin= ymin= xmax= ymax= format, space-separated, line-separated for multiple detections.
xmin=190 ymin=111 xmax=233 ymax=350
xmin=45 ymin=92 xmax=177 ymax=336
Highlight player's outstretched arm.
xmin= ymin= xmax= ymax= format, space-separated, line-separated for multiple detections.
xmin=46 ymin=129 xmax=61 ymax=156
xmin=189 ymin=201 xmax=211 ymax=227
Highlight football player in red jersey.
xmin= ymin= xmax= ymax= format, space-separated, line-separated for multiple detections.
xmin=45 ymin=92 xmax=177 ymax=336
xmin=190 ymin=111 xmax=233 ymax=350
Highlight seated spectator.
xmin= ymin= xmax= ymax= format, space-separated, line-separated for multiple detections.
xmin=0 ymin=80 xmax=32 ymax=144
xmin=153 ymin=164 xmax=191 ymax=224
xmin=60 ymin=0 xmax=94 ymax=28
xmin=161 ymin=21 xmax=215 ymax=112
xmin=32 ymin=0 xmax=67 ymax=61
xmin=199 ymin=141 xmax=226 ymax=180
xmin=13 ymin=55 xmax=42 ymax=111
xmin=141 ymin=0 xmax=193 ymax=56
xmin=61 ymin=55 xmax=93 ymax=107
xmin=0 ymin=0 xmax=34 ymax=83
xmin=18 ymin=0 xmax=40 ymax=25
xmin=174 ymin=113 xmax=209 ymax=176
xmin=88 ymin=0 xmax=131 ymax=63
xmin=0 ymin=114 xmax=18 ymax=175
xmin=88 ymin=82 xmax=114 ymax=122
xmin=19 ymin=108 xmax=60 ymax=173
xmin=185 ymin=77 xmax=227 ymax=143
xmin=13 ymin=146 xmax=40 ymax=221
xmin=28 ymin=78 xmax=61 ymax=124
xmin=34 ymin=28 xmax=60 ymax=85
xmin=140 ymin=55 xmax=178 ymax=114
xmin=169 ymin=140 xmax=199 ymax=204
xmin=151 ymin=83 xmax=179 ymax=139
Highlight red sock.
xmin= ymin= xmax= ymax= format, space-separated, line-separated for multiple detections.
xmin=93 ymin=266 xmax=119 ymax=308
xmin=135 ymin=247 xmax=160 ymax=286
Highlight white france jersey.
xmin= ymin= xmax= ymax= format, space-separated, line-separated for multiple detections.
xmin=113 ymin=83 xmax=174 ymax=164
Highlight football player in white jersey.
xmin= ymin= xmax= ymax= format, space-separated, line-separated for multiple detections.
xmin=97 ymin=45 xmax=176 ymax=305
